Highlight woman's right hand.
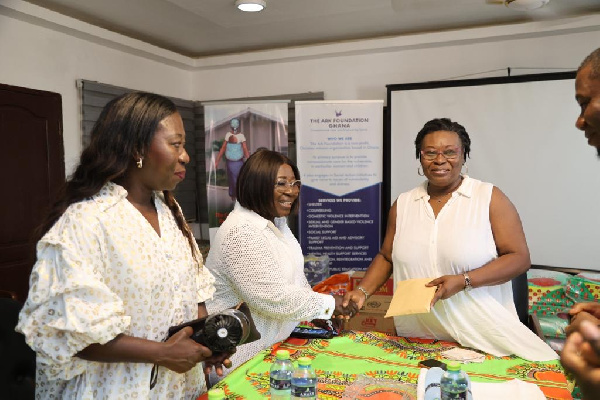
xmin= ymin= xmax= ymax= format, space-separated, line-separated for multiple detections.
xmin=159 ymin=327 xmax=213 ymax=373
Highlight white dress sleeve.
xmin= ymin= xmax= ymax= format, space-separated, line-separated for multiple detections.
xmin=219 ymin=223 xmax=333 ymax=321
xmin=16 ymin=210 xmax=130 ymax=380
xmin=193 ymin=247 xmax=216 ymax=303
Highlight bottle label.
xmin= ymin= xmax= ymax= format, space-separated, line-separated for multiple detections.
xmin=441 ymin=391 xmax=467 ymax=400
xmin=270 ymin=377 xmax=291 ymax=390
xmin=291 ymin=386 xmax=316 ymax=397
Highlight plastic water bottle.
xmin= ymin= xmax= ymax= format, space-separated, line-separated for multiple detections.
xmin=270 ymin=350 xmax=293 ymax=399
xmin=207 ymin=387 xmax=225 ymax=400
xmin=291 ymin=356 xmax=317 ymax=399
xmin=440 ymin=361 xmax=469 ymax=400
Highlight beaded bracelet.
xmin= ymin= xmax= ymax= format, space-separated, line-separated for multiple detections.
xmin=357 ymin=285 xmax=370 ymax=300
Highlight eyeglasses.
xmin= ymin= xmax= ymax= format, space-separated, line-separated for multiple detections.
xmin=420 ymin=148 xmax=461 ymax=161
xmin=274 ymin=179 xmax=302 ymax=192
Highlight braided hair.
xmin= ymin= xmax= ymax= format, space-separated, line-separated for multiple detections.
xmin=414 ymin=118 xmax=471 ymax=160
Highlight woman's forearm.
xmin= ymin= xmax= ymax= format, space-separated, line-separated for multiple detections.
xmin=77 ymin=328 xmax=212 ymax=374
xmin=357 ymin=253 xmax=393 ymax=295
xmin=76 ymin=334 xmax=165 ymax=364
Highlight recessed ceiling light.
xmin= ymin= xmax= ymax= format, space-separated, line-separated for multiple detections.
xmin=504 ymin=0 xmax=549 ymax=11
xmin=235 ymin=0 xmax=266 ymax=12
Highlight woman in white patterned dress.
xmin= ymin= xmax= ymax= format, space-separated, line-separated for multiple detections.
xmin=16 ymin=92 xmax=227 ymax=399
xmin=343 ymin=118 xmax=557 ymax=361
xmin=205 ymin=149 xmax=354 ymax=379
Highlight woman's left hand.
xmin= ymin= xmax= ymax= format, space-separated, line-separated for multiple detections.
xmin=426 ymin=274 xmax=466 ymax=306
xmin=203 ymin=351 xmax=234 ymax=376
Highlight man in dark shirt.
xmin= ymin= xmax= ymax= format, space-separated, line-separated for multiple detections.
xmin=561 ymin=46 xmax=600 ymax=400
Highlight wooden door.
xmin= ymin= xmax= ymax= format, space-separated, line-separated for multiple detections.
xmin=0 ymin=84 xmax=64 ymax=303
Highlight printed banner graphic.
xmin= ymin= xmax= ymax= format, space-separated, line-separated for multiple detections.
xmin=205 ymin=102 xmax=288 ymax=243
xmin=296 ymin=101 xmax=383 ymax=274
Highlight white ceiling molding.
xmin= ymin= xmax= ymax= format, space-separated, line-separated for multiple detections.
xmin=0 ymin=0 xmax=195 ymax=69
xmin=2 ymin=0 xmax=599 ymax=71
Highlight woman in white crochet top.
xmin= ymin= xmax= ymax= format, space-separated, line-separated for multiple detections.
xmin=205 ymin=149 xmax=352 ymax=377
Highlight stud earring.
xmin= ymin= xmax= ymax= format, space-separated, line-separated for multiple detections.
xmin=137 ymin=158 xmax=143 ymax=169
xmin=461 ymin=163 xmax=468 ymax=175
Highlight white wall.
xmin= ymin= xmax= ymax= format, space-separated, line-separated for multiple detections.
xmin=0 ymin=3 xmax=194 ymax=174
xmin=3 ymin=3 xmax=600 ymax=256
xmin=389 ymin=78 xmax=599 ymax=271
xmin=3 ymin=0 xmax=600 ymax=173
xmin=186 ymin=16 xmax=600 ymax=269
xmin=192 ymin=17 xmax=600 ymax=103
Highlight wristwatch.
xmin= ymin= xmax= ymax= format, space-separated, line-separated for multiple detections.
xmin=463 ymin=272 xmax=473 ymax=291
xmin=357 ymin=285 xmax=370 ymax=300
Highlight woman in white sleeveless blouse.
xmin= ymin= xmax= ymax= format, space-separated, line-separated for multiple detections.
xmin=344 ymin=118 xmax=557 ymax=361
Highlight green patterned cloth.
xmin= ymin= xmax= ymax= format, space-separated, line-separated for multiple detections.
xmin=213 ymin=330 xmax=571 ymax=399
xmin=528 ymin=270 xmax=600 ymax=340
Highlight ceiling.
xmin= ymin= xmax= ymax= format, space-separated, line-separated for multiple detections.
xmin=24 ymin=0 xmax=600 ymax=58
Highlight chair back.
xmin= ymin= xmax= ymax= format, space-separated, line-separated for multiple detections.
xmin=511 ymin=271 xmax=529 ymax=326
xmin=0 ymin=297 xmax=36 ymax=399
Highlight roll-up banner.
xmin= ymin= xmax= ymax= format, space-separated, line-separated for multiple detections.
xmin=296 ymin=101 xmax=383 ymax=274
xmin=204 ymin=101 xmax=289 ymax=243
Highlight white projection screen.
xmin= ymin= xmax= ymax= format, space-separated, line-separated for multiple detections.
xmin=388 ymin=72 xmax=600 ymax=271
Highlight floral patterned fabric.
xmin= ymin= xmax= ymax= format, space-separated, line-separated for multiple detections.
xmin=528 ymin=269 xmax=600 ymax=340
xmin=211 ymin=330 xmax=572 ymax=399
xmin=16 ymin=182 xmax=215 ymax=399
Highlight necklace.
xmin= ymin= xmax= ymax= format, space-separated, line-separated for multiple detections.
xmin=429 ymin=192 xmax=451 ymax=203
xmin=427 ymin=178 xmax=463 ymax=203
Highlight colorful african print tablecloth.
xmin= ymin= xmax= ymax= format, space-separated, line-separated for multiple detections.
xmin=212 ymin=330 xmax=572 ymax=399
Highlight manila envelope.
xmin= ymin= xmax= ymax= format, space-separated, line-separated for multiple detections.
xmin=384 ymin=278 xmax=437 ymax=318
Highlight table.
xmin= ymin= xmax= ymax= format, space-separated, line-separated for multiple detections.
xmin=212 ymin=330 xmax=572 ymax=399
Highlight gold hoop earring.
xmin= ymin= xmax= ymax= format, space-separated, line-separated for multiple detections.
xmin=461 ymin=163 xmax=468 ymax=175
xmin=418 ymin=166 xmax=424 ymax=176
xmin=137 ymin=158 xmax=143 ymax=169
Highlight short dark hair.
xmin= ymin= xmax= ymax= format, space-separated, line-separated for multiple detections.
xmin=578 ymin=47 xmax=600 ymax=80
xmin=414 ymin=118 xmax=471 ymax=160
xmin=236 ymin=148 xmax=301 ymax=221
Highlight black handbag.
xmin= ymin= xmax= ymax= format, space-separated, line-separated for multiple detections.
xmin=167 ymin=302 xmax=261 ymax=354
xmin=151 ymin=302 xmax=261 ymax=389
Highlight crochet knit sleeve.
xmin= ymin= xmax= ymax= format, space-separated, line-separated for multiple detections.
xmin=218 ymin=223 xmax=333 ymax=321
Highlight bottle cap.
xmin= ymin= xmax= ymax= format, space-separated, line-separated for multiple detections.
xmin=447 ymin=361 xmax=461 ymax=371
xmin=207 ymin=388 xmax=225 ymax=399
xmin=297 ymin=356 xmax=312 ymax=366
xmin=275 ymin=350 xmax=290 ymax=360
